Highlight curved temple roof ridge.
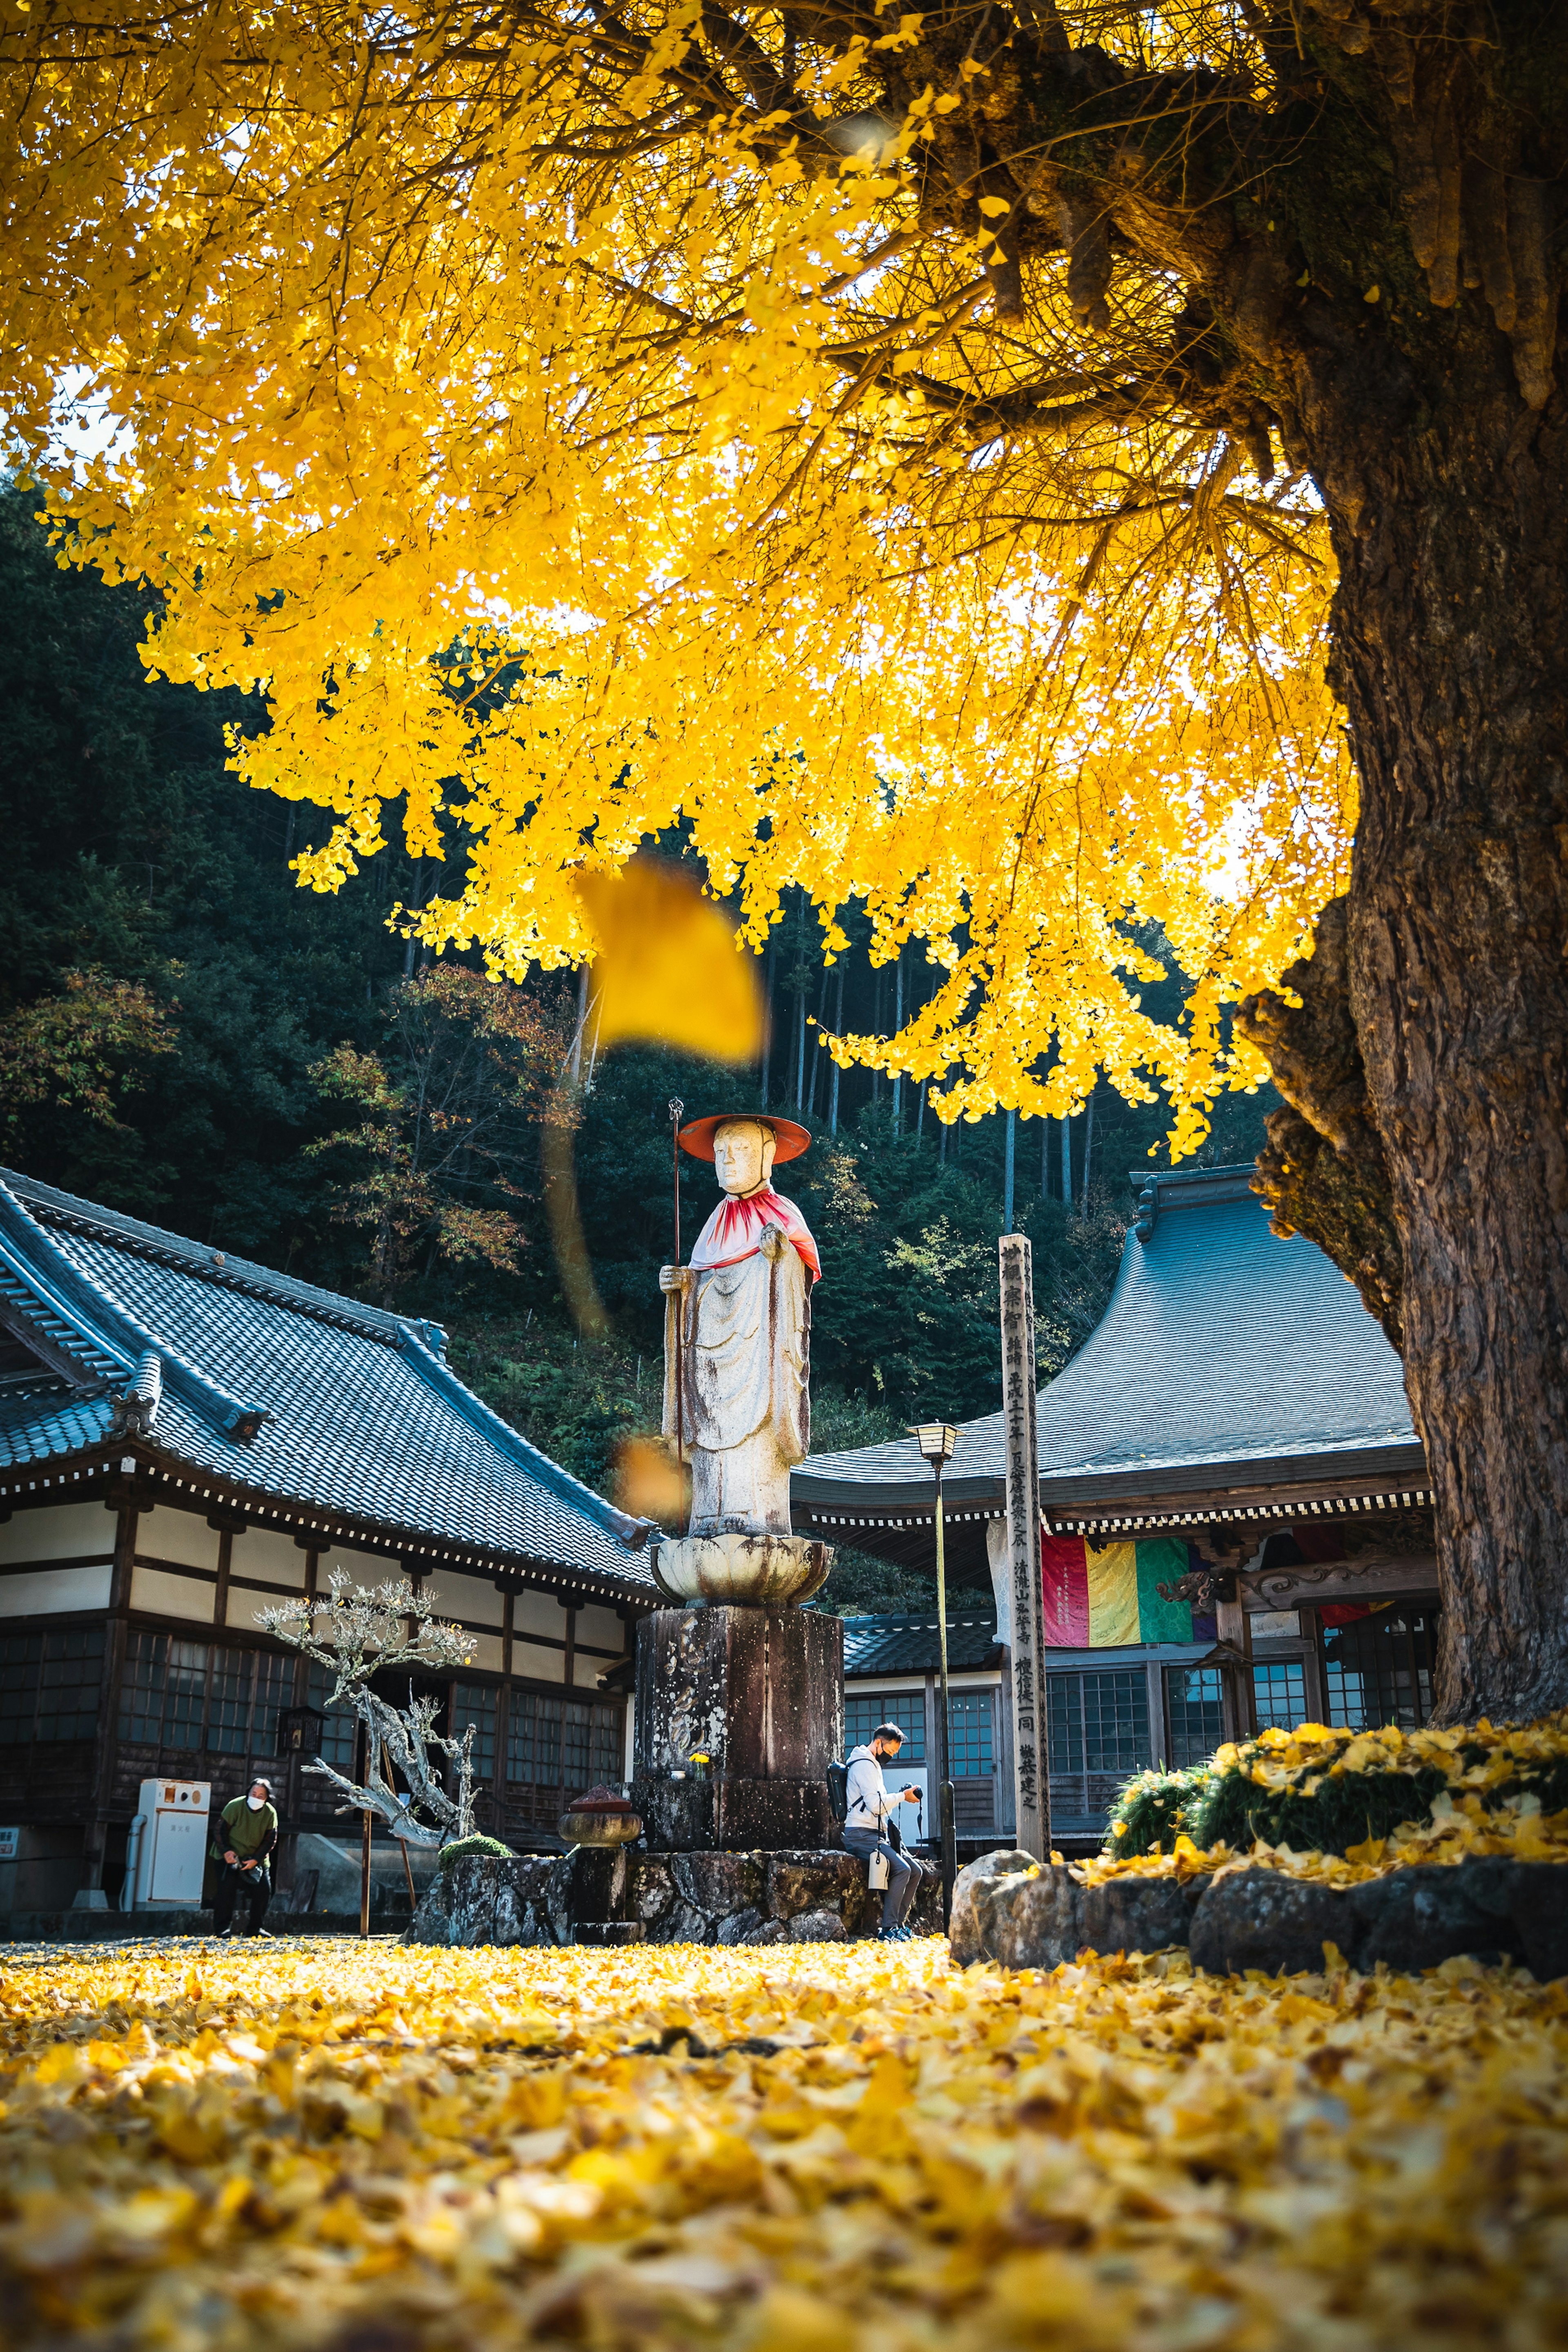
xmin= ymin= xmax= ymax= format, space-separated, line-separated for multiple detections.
xmin=793 ymin=1166 xmax=1422 ymax=1575
xmin=0 ymin=1176 xmax=269 ymax=1441
xmin=0 ymin=1166 xmax=655 ymax=1591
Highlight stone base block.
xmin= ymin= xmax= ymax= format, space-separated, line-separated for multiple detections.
xmin=630 ymin=1774 xmax=836 ymax=1853
xmin=633 ymin=1604 xmax=844 ymax=1853
xmin=949 ymin=1849 xmax=1568 ymax=1981
xmin=404 ymin=1845 xmax=943 ymax=1949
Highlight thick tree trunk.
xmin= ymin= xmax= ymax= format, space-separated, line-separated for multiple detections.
xmin=1295 ymin=323 xmax=1568 ymax=1722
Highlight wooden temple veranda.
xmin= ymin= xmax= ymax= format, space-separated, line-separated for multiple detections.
xmin=0 ymin=1171 xmax=660 ymax=1914
xmin=797 ymin=1164 xmax=1441 ymax=1849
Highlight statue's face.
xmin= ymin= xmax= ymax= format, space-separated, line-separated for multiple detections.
xmin=713 ymin=1119 xmax=775 ymax=1197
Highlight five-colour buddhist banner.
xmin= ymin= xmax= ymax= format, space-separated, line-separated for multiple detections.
xmin=1041 ymin=1535 xmax=1205 ymax=1647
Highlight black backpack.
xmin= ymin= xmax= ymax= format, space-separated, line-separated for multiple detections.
xmin=826 ymin=1758 xmax=849 ymax=1825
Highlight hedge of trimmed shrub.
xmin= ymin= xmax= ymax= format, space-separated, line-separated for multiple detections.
xmin=1109 ymin=1716 xmax=1568 ymax=1858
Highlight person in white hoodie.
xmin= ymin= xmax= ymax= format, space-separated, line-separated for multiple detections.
xmin=843 ymin=1725 xmax=924 ymax=1940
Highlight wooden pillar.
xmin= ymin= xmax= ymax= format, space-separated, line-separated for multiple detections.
xmin=280 ymin=1546 xmax=320 ymax=1899
xmin=1304 ymin=1605 xmax=1329 ymax=1725
xmin=998 ymin=1235 xmax=1049 ymax=1859
xmin=1145 ymin=1656 xmax=1167 ymax=1772
xmin=80 ymin=1485 xmax=140 ymax=1902
xmin=496 ymin=1589 xmax=514 ymax=1820
xmin=212 ymin=1526 xmax=234 ymax=1628
xmin=1215 ymin=1579 xmax=1256 ymax=1741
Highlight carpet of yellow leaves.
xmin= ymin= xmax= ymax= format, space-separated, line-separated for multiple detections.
xmin=3 ymin=1936 xmax=1567 ymax=2352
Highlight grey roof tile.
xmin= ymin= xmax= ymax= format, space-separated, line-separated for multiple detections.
xmin=798 ymin=1168 xmax=1419 ymax=1508
xmin=841 ymin=1612 xmax=1002 ymax=1677
xmin=0 ymin=1171 xmax=655 ymax=1593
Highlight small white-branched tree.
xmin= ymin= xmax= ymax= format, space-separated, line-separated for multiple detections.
xmin=258 ymin=1570 xmax=481 ymax=1848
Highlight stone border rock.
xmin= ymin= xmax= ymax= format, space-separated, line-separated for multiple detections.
xmin=950 ymin=1849 xmax=1568 ymax=1980
xmin=406 ymin=1846 xmax=944 ymax=1948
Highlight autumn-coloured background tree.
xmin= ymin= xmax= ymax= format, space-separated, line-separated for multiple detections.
xmin=309 ymin=966 xmax=573 ymax=1304
xmin=1 ymin=0 xmax=1562 ymax=1718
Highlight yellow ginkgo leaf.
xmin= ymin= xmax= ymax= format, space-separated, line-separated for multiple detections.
xmin=574 ymin=862 xmax=764 ymax=1064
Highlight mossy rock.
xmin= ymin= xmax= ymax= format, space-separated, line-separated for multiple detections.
xmin=438 ymin=1833 xmax=514 ymax=1873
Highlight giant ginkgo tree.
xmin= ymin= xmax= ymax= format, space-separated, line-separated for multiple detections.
xmin=1 ymin=0 xmax=1562 ymax=1718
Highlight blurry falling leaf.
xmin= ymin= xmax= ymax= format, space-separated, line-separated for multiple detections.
xmin=613 ymin=1433 xmax=688 ymax=1527
xmin=574 ymin=863 xmax=763 ymax=1062
xmin=541 ymin=1110 xmax=609 ymax=1341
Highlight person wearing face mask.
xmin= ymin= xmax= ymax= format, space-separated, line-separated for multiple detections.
xmin=210 ymin=1778 xmax=278 ymax=1938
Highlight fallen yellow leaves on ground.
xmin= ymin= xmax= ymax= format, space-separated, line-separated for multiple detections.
xmin=2 ymin=1938 xmax=1567 ymax=2352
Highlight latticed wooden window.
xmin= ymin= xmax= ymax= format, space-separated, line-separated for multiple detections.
xmin=0 ymin=1624 xmax=105 ymax=1744
xmin=452 ymin=1682 xmax=497 ymax=1780
xmin=306 ymin=1661 xmax=359 ymax=1769
xmin=1251 ymin=1660 xmax=1309 ymax=1734
xmin=845 ymin=1690 xmax=925 ymax=1759
xmin=505 ymin=1690 xmax=622 ymax=1791
xmin=1323 ymin=1612 xmax=1437 ymax=1730
xmin=121 ymin=1635 xmax=294 ymax=1753
xmin=1165 ymin=1665 xmax=1224 ymax=1767
xmin=947 ymin=1691 xmax=993 ymax=1777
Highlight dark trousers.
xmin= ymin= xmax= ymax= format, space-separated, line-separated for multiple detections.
xmin=843 ymin=1826 xmax=921 ymax=1930
xmin=212 ymin=1863 xmax=271 ymax=1934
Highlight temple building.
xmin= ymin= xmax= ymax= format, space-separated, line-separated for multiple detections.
xmin=802 ymin=1164 xmax=1441 ymax=1849
xmin=0 ymin=1171 xmax=659 ymax=1915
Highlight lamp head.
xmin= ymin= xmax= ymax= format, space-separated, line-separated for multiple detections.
xmin=910 ymin=1423 xmax=958 ymax=1467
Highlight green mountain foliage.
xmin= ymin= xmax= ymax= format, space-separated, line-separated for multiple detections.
xmin=0 ymin=484 xmax=1278 ymax=1609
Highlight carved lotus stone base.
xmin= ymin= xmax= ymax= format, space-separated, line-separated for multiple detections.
xmin=631 ymin=1603 xmax=843 ymax=1852
xmin=650 ymin=1530 xmax=832 ymax=1607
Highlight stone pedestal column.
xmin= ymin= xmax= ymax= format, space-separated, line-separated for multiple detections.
xmin=631 ymin=1606 xmax=844 ymax=1851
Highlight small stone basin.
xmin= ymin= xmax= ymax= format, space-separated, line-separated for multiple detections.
xmin=559 ymin=1786 xmax=644 ymax=1847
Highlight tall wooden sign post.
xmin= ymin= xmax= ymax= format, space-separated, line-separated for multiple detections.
xmin=999 ymin=1235 xmax=1050 ymax=1860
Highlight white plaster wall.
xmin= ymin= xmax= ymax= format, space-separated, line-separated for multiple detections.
xmin=130 ymin=1565 xmax=216 ymax=1624
xmin=575 ymin=1602 xmax=625 ymax=1654
xmin=457 ymin=1630 xmax=505 ymax=1674
xmin=0 ymin=1501 xmax=116 ymax=1566
xmin=514 ymin=1588 xmax=569 ymax=1640
xmin=316 ymin=1542 xmax=394 ymax=1586
xmin=512 ymin=1639 xmax=566 ymax=1684
xmin=135 ymin=1505 xmax=221 ymax=1573
xmin=228 ymin=1528 xmax=311 ymax=1590
xmin=422 ymin=1568 xmax=505 ymax=1628
xmin=0 ymin=1561 xmax=113 ymax=1617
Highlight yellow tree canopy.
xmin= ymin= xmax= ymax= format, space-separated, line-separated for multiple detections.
xmin=0 ymin=0 xmax=1355 ymax=1142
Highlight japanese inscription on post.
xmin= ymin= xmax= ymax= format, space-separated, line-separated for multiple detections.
xmin=999 ymin=1233 xmax=1049 ymax=1861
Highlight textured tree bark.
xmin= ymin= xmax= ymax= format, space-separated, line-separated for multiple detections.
xmin=1292 ymin=320 xmax=1568 ymax=1722
xmin=1237 ymin=902 xmax=1403 ymax=1350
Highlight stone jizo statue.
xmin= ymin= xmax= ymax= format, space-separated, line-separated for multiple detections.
xmin=662 ymin=1113 xmax=820 ymax=1537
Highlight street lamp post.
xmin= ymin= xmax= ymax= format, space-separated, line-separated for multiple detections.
xmin=911 ymin=1422 xmax=959 ymax=1925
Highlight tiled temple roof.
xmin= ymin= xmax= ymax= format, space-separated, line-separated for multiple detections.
xmin=841 ymin=1611 xmax=1003 ymax=1677
xmin=0 ymin=1171 xmax=655 ymax=1596
xmin=796 ymin=1167 xmax=1424 ymax=1549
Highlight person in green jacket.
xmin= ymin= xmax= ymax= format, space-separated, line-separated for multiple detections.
xmin=210 ymin=1779 xmax=278 ymax=1938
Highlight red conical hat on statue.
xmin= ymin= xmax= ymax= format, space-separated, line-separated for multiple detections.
xmin=677 ymin=1112 xmax=812 ymax=1164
